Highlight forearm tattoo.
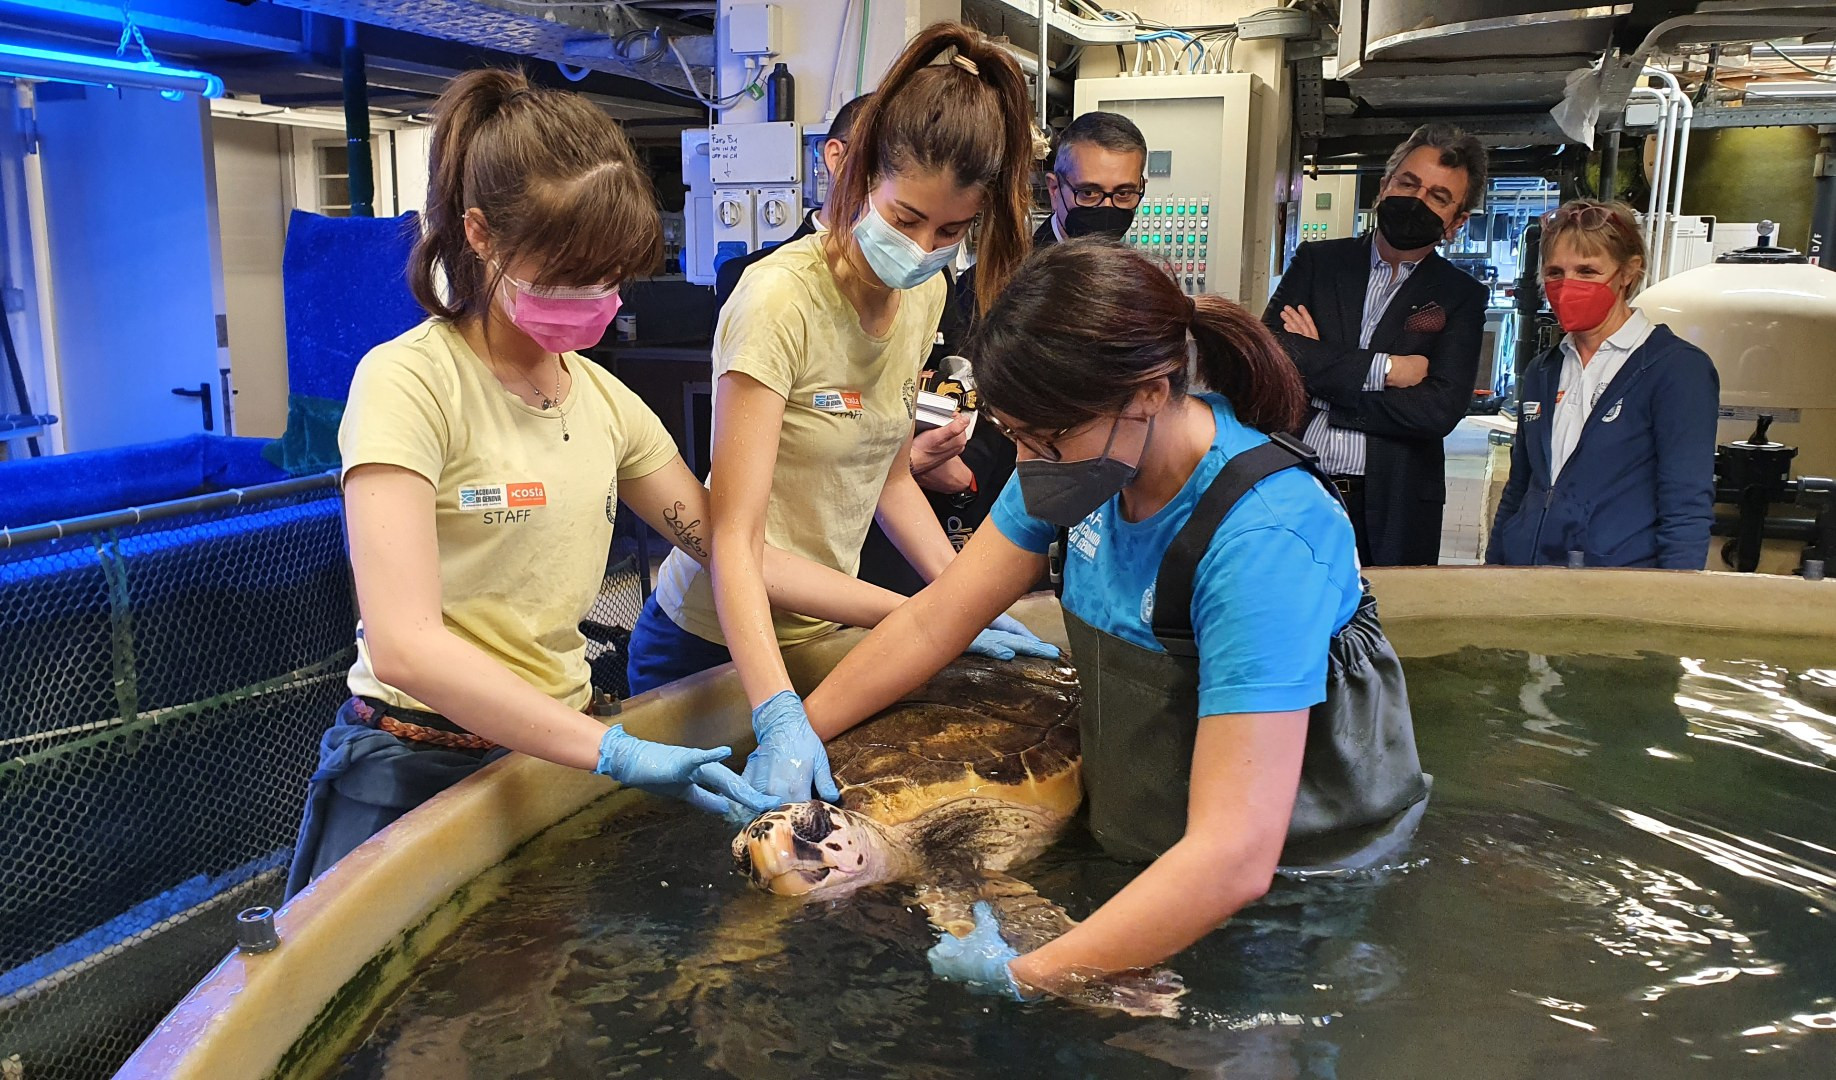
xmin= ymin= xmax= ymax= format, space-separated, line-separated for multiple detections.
xmin=663 ymin=501 xmax=710 ymax=560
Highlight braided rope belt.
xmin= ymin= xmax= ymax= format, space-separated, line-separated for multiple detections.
xmin=350 ymin=697 xmax=499 ymax=752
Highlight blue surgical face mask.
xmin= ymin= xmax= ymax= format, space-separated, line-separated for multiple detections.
xmin=852 ymin=201 xmax=960 ymax=290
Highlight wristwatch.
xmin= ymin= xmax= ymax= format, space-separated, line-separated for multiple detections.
xmin=1383 ymin=355 xmax=1394 ymax=380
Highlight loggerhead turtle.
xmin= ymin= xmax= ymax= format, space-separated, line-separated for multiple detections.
xmin=731 ymin=654 xmax=1185 ymax=1017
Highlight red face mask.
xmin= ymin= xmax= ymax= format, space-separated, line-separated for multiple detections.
xmin=1543 ymin=278 xmax=1619 ymax=333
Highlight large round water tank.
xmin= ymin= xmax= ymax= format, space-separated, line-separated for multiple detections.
xmin=1635 ymin=261 xmax=1836 ymax=478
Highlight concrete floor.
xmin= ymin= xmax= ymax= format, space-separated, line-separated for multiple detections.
xmin=1439 ymin=417 xmax=1495 ymax=565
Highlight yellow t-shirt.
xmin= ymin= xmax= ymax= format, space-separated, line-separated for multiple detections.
xmin=340 ymin=319 xmax=677 ymax=711
xmin=653 ymin=234 xmax=947 ymax=645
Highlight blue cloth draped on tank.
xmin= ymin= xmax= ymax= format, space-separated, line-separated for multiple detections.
xmin=284 ymin=698 xmax=505 ymax=899
xmin=264 ymin=210 xmax=425 ymax=476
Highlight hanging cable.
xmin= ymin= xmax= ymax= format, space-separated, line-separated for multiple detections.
xmin=1762 ymin=41 xmax=1836 ymax=81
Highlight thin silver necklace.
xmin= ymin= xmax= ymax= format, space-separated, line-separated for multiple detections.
xmin=511 ymin=355 xmax=569 ymax=442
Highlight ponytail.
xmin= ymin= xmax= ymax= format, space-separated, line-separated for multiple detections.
xmin=1188 ymin=295 xmax=1306 ymax=433
xmin=971 ymin=239 xmax=1305 ymax=436
xmin=827 ymin=22 xmax=1036 ymax=317
xmin=409 ymin=68 xmax=661 ymax=324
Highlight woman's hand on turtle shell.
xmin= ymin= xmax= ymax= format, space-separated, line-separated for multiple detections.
xmin=964 ymin=615 xmax=1062 ymax=662
xmin=927 ymin=901 xmax=1033 ymax=1001
xmin=749 ymin=691 xmax=842 ymax=806
xmin=595 ymin=725 xmax=777 ymax=817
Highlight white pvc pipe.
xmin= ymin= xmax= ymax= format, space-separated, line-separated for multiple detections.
xmin=18 ymin=83 xmax=65 ymax=455
xmin=1642 ymin=66 xmax=1695 ymax=281
xmin=1629 ymin=87 xmax=1671 ymax=285
xmin=1668 ymin=92 xmax=1694 ymax=220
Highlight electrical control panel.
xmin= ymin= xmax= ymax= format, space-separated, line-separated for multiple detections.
xmin=1124 ymin=195 xmax=1213 ymax=296
xmin=1074 ymin=73 xmax=1269 ymax=305
xmin=682 ymin=124 xmax=807 ymax=285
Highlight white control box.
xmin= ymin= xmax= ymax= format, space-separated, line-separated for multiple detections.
xmin=709 ymin=122 xmax=801 ymax=185
xmin=727 ymin=3 xmax=780 ymax=57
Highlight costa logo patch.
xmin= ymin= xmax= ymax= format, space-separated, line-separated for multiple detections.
xmin=812 ymin=389 xmax=863 ymax=413
xmin=1601 ymin=402 xmax=1623 ymax=423
xmin=459 ymin=482 xmax=545 ymax=511
xmin=507 ymin=482 xmax=547 ymax=507
xmin=1523 ymin=401 xmax=1543 ymax=421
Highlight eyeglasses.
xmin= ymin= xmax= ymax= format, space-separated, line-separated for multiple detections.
xmin=1542 ymin=203 xmax=1635 ymax=237
xmin=986 ymin=412 xmax=1149 ymax=463
xmin=1054 ymin=171 xmax=1146 ymax=210
xmin=986 ymin=412 xmax=1074 ymax=461
xmin=1386 ymin=173 xmax=1458 ymax=214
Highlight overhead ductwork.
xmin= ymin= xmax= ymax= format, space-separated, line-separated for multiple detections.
xmin=269 ymin=0 xmax=715 ymax=93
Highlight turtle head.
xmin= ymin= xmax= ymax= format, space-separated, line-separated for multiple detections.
xmin=732 ymin=801 xmax=893 ymax=899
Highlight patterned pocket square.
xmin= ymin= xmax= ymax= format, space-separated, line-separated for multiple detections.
xmin=1402 ymin=303 xmax=1447 ymax=333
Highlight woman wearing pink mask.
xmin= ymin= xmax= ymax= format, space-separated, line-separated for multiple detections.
xmin=1486 ymin=199 xmax=1719 ymax=569
xmin=287 ymin=69 xmax=911 ymax=897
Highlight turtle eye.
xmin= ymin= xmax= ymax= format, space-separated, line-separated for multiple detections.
xmin=732 ymin=844 xmax=755 ymax=879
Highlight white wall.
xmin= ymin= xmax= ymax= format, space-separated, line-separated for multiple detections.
xmin=391 ymin=125 xmax=431 ymax=216
xmin=715 ymin=0 xmax=961 ymax=124
xmin=211 ymin=117 xmax=292 ymax=439
xmin=36 ymin=86 xmax=226 ymax=452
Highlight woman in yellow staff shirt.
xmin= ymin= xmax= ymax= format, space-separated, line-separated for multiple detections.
xmin=628 ymin=24 xmax=1059 ymax=812
xmin=287 ymin=69 xmax=911 ymax=898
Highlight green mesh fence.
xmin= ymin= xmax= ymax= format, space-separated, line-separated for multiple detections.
xmin=0 ymin=480 xmax=355 ymax=1080
xmin=0 ymin=482 xmax=654 ymax=1080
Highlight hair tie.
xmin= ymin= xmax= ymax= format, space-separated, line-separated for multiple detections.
xmin=1187 ymin=295 xmax=1200 ymax=323
xmin=950 ymin=53 xmax=981 ymax=77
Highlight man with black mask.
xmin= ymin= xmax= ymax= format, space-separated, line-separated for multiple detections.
xmin=1263 ymin=124 xmax=1489 ymax=567
xmin=1043 ymin=110 xmax=1149 ymax=242
xmin=856 ymin=111 xmax=1148 ymax=594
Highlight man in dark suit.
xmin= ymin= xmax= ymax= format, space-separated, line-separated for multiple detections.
xmin=1263 ymin=124 xmax=1489 ymax=566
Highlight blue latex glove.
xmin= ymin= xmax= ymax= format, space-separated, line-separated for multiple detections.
xmin=747 ymin=690 xmax=841 ymax=806
xmin=595 ymin=725 xmax=776 ymax=818
xmin=965 ymin=614 xmax=1061 ymax=662
xmin=927 ymin=900 xmax=1029 ymax=1000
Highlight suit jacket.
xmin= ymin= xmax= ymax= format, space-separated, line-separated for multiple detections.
xmin=1262 ymin=235 xmax=1488 ymax=565
xmin=710 ymin=210 xmax=821 ymax=323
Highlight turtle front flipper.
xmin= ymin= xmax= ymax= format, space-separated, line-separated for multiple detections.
xmin=916 ymin=873 xmax=1187 ymax=1019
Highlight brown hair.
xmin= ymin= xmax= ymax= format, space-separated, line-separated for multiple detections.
xmin=970 ymin=240 xmax=1306 ymax=435
xmin=409 ymin=68 xmax=662 ymax=323
xmin=1540 ymin=198 xmax=1648 ymax=298
xmin=1383 ymin=123 xmax=1489 ymax=215
xmin=825 ymin=22 xmax=1035 ymax=318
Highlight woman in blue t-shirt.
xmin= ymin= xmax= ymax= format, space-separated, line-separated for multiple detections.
xmin=801 ymin=240 xmax=1428 ymax=1007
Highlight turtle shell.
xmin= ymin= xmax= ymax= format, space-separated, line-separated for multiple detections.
xmin=824 ymin=655 xmax=1083 ymax=828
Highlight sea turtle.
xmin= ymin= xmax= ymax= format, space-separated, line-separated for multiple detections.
xmin=730 ymin=654 xmax=1185 ymax=1017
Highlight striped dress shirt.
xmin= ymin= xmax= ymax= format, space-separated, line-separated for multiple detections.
xmin=1303 ymin=245 xmax=1423 ymax=476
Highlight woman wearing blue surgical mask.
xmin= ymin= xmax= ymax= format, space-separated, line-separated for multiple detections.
xmin=627 ymin=23 xmax=1055 ymax=810
xmin=801 ymin=240 xmax=1430 ymax=1009
xmin=287 ymin=69 xmax=921 ymax=898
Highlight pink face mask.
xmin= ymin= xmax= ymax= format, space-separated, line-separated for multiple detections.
xmin=497 ymin=267 xmax=622 ymax=354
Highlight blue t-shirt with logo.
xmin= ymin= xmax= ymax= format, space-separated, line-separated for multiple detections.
xmin=990 ymin=394 xmax=1361 ymax=717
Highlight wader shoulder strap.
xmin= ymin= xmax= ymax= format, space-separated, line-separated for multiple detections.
xmin=1152 ymin=432 xmax=1338 ymax=656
